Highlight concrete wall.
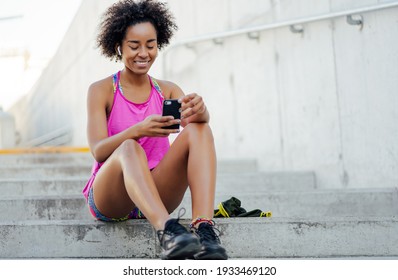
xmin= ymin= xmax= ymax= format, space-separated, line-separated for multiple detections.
xmin=9 ymin=0 xmax=121 ymax=147
xmin=8 ymin=0 xmax=398 ymax=189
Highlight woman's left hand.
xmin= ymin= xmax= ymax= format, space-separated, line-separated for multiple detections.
xmin=179 ymin=93 xmax=206 ymax=120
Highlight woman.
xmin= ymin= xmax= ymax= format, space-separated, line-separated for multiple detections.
xmin=82 ymin=0 xmax=227 ymax=260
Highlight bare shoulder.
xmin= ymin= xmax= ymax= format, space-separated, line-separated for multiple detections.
xmin=88 ymin=76 xmax=113 ymax=96
xmin=155 ymin=78 xmax=184 ymax=99
xmin=87 ymin=75 xmax=114 ymax=106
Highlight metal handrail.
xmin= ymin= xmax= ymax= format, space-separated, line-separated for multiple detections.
xmin=167 ymin=1 xmax=398 ymax=49
xmin=25 ymin=126 xmax=72 ymax=147
xmin=0 ymin=15 xmax=23 ymax=21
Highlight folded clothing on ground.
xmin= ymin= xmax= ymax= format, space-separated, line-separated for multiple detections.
xmin=214 ymin=197 xmax=272 ymax=218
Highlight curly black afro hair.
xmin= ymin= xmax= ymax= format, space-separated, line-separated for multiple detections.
xmin=97 ymin=0 xmax=178 ymax=61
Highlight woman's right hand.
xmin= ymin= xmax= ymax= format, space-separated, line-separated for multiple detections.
xmin=136 ymin=115 xmax=180 ymax=137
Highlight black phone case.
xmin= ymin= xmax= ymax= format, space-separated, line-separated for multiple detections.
xmin=162 ymin=99 xmax=181 ymax=129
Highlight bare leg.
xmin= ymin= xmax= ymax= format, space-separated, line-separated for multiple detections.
xmin=90 ymin=133 xmax=215 ymax=260
xmin=152 ymin=123 xmax=228 ymax=259
xmin=91 ymin=139 xmax=169 ymax=230
xmin=92 ymin=123 xmax=217 ymax=229
xmin=151 ymin=123 xmax=217 ymax=221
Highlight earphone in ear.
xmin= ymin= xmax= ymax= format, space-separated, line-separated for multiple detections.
xmin=117 ymin=46 xmax=122 ymax=56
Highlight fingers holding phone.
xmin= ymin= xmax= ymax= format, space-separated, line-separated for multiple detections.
xmin=179 ymin=93 xmax=206 ymax=120
xmin=139 ymin=115 xmax=180 ymax=137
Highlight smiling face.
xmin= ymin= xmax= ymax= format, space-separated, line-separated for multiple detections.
xmin=120 ymin=21 xmax=158 ymax=75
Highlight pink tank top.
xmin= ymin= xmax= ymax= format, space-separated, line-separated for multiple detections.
xmin=82 ymin=71 xmax=170 ymax=200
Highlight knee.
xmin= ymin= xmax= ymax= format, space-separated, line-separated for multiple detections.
xmin=115 ymin=139 xmax=146 ymax=159
xmin=182 ymin=123 xmax=214 ymax=142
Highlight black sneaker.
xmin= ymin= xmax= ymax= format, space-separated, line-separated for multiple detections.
xmin=192 ymin=222 xmax=228 ymax=260
xmin=157 ymin=218 xmax=201 ymax=260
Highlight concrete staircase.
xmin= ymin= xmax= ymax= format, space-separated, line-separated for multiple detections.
xmin=1 ymin=152 xmax=397 ymax=259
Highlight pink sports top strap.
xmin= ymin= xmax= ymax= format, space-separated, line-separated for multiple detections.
xmin=113 ymin=71 xmax=121 ymax=93
xmin=112 ymin=71 xmax=163 ymax=98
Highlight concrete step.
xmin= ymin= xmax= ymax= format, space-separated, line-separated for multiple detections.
xmin=0 ymin=164 xmax=92 ymax=179
xmin=0 ymin=153 xmax=252 ymax=164
xmin=2 ymin=152 xmax=396 ymax=259
xmin=0 ymin=153 xmax=257 ymax=171
xmin=0 ymin=178 xmax=86 ymax=197
xmin=0 ymin=170 xmax=316 ymax=197
xmin=1 ymin=189 xmax=397 ymax=221
xmin=0 ymin=153 xmax=92 ymax=165
xmin=0 ymin=163 xmax=259 ymax=179
xmin=1 ymin=217 xmax=397 ymax=258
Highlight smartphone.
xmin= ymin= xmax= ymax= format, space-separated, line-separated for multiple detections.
xmin=162 ymin=99 xmax=181 ymax=129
